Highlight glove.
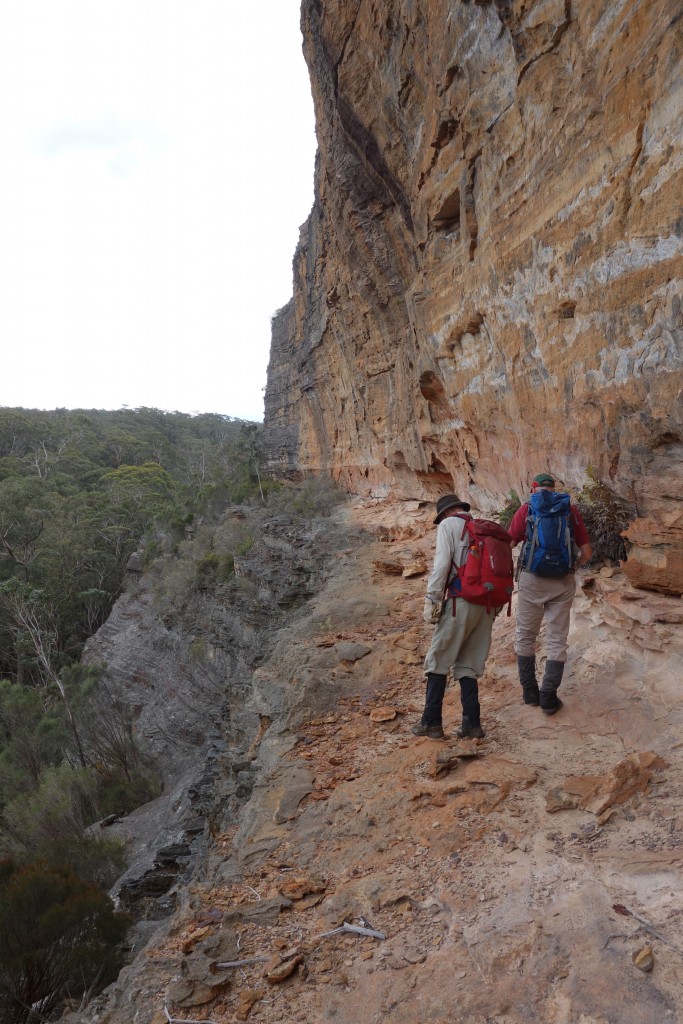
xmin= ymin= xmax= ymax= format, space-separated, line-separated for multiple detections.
xmin=423 ymin=598 xmax=442 ymax=624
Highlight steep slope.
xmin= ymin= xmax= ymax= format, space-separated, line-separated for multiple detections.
xmin=75 ymin=488 xmax=360 ymax=930
xmin=69 ymin=498 xmax=683 ymax=1023
xmin=264 ymin=0 xmax=683 ymax=595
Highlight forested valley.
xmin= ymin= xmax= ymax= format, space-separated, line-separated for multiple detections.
xmin=0 ymin=406 xmax=272 ymax=1021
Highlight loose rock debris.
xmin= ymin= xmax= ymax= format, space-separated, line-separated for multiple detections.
xmin=632 ymin=945 xmax=655 ymax=972
xmin=92 ymin=506 xmax=683 ymax=1024
xmin=546 ymin=752 xmax=668 ymax=816
xmin=262 ymin=951 xmax=304 ymax=984
xmin=369 ymin=707 xmax=398 ymax=722
xmin=431 ymin=744 xmax=482 ymax=779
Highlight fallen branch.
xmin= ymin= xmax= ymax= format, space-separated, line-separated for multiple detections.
xmin=613 ymin=904 xmax=683 ymax=956
xmin=602 ymin=932 xmax=628 ymax=949
xmin=459 ymin=928 xmax=488 ymax=985
xmin=316 ymin=921 xmax=386 ymax=941
xmin=78 ymin=964 xmax=104 ymax=1010
xmin=164 ymin=1007 xmax=214 ymax=1024
xmin=214 ymin=956 xmax=270 ymax=969
xmin=216 ymin=923 xmax=385 ymax=976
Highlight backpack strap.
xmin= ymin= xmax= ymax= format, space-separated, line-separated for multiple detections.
xmin=527 ymin=519 xmax=540 ymax=568
xmin=564 ymin=520 xmax=573 ymax=568
xmin=520 ymin=512 xmax=540 ymax=576
xmin=443 ymin=514 xmax=472 ymax=616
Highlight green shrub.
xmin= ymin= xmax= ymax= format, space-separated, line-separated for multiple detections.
xmin=0 ymin=681 xmax=69 ymax=806
xmin=270 ymin=475 xmax=348 ymax=517
xmin=189 ymin=637 xmax=207 ymax=658
xmin=0 ymin=858 xmax=129 ymax=1023
xmin=194 ymin=550 xmax=236 ymax=588
xmin=195 ymin=551 xmax=220 ymax=587
xmin=0 ymin=761 xmax=129 ymax=888
xmin=95 ymin=767 xmax=162 ymax=819
xmin=497 ymin=489 xmax=521 ymax=529
xmin=142 ymin=537 xmax=163 ymax=565
xmin=236 ymin=533 xmax=254 ymax=555
xmin=32 ymin=835 xmax=126 ymax=890
xmin=0 ymin=765 xmax=99 ymax=855
xmin=574 ymin=478 xmax=636 ymax=564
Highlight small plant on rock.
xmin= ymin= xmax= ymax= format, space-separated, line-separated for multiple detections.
xmin=271 ymin=475 xmax=348 ymax=517
xmin=574 ymin=474 xmax=636 ymax=565
xmin=497 ymin=489 xmax=521 ymax=529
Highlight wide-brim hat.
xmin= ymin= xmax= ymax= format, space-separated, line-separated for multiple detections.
xmin=434 ymin=493 xmax=471 ymax=524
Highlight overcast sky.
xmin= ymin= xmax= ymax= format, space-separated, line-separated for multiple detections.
xmin=0 ymin=1 xmax=317 ymax=422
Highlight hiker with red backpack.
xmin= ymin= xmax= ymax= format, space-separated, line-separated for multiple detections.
xmin=509 ymin=473 xmax=592 ymax=714
xmin=412 ymin=493 xmax=515 ymax=741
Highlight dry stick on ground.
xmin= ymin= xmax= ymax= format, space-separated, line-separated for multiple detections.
xmin=163 ymin=1008 xmax=214 ymax=1024
xmin=613 ymin=904 xmax=683 ymax=956
xmin=316 ymin=921 xmax=387 ymax=940
xmin=459 ymin=928 xmax=489 ymax=985
xmin=603 ymin=932 xmax=629 ymax=949
xmin=215 ymin=922 xmax=386 ymax=973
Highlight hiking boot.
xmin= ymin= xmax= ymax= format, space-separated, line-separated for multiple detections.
xmin=411 ymin=722 xmax=446 ymax=740
xmin=422 ymin=673 xmax=447 ymax=724
xmin=540 ymin=660 xmax=565 ymax=715
xmin=541 ymin=695 xmax=563 ymax=716
xmin=517 ymin=655 xmax=540 ymax=705
xmin=455 ymin=717 xmax=485 ymax=739
xmin=458 ymin=676 xmax=481 ymax=722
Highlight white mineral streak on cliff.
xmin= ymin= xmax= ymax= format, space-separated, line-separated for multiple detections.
xmin=264 ymin=0 xmax=683 ymax=594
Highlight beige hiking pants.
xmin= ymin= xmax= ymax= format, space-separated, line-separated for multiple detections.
xmin=514 ymin=571 xmax=576 ymax=663
xmin=423 ymin=598 xmax=495 ymax=679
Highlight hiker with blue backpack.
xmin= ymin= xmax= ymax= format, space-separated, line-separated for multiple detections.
xmin=508 ymin=473 xmax=592 ymax=714
xmin=412 ymin=493 xmax=515 ymax=741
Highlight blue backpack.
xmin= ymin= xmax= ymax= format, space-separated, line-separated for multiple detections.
xmin=520 ymin=490 xmax=574 ymax=578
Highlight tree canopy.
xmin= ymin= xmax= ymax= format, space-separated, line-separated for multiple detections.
xmin=0 ymin=407 xmax=265 ymax=686
xmin=0 ymin=406 xmax=269 ymax=1020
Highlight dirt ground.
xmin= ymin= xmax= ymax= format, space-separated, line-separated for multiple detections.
xmin=90 ymin=499 xmax=683 ymax=1024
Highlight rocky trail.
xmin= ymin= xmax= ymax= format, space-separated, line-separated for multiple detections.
xmin=77 ymin=500 xmax=683 ymax=1024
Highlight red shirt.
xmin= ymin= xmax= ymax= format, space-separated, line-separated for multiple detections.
xmin=509 ymin=501 xmax=590 ymax=546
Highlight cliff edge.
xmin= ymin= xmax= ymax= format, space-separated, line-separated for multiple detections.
xmin=66 ymin=498 xmax=683 ymax=1024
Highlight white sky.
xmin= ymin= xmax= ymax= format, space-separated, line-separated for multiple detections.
xmin=0 ymin=1 xmax=317 ymax=422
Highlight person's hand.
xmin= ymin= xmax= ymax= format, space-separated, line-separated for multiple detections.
xmin=423 ymin=598 xmax=442 ymax=624
xmin=576 ymin=543 xmax=593 ymax=567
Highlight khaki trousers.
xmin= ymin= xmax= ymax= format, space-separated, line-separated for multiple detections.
xmin=514 ymin=571 xmax=576 ymax=663
xmin=424 ymin=598 xmax=495 ymax=679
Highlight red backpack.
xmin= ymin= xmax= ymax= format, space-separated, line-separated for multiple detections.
xmin=446 ymin=515 xmax=514 ymax=615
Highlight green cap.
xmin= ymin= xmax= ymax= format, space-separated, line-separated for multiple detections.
xmin=532 ymin=473 xmax=555 ymax=486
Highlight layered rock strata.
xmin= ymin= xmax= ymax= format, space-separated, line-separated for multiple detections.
xmin=264 ymin=0 xmax=683 ymax=593
xmin=79 ymin=496 xmax=360 ymax=931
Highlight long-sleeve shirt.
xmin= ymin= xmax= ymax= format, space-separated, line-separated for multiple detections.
xmin=425 ymin=515 xmax=470 ymax=603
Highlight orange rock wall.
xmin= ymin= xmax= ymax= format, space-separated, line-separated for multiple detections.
xmin=264 ymin=0 xmax=683 ymax=593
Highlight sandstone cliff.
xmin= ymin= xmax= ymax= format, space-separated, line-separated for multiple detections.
xmin=264 ymin=0 xmax=683 ymax=594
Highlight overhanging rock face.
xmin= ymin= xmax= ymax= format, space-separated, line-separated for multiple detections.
xmin=264 ymin=0 xmax=683 ymax=594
